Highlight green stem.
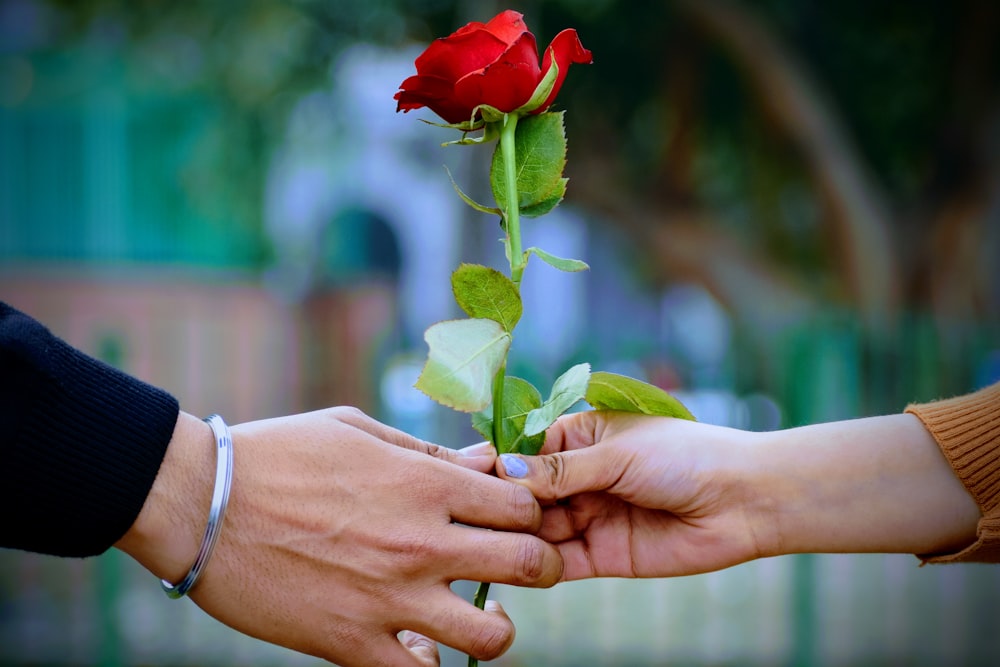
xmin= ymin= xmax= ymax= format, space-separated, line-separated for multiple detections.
xmin=500 ymin=114 xmax=525 ymax=286
xmin=468 ymin=581 xmax=492 ymax=667
xmin=469 ymin=113 xmax=520 ymax=667
xmin=475 ymin=368 xmax=504 ymax=666
xmin=491 ymin=364 xmax=505 ymax=449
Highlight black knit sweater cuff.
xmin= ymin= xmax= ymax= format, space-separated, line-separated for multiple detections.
xmin=1 ymin=304 xmax=179 ymax=557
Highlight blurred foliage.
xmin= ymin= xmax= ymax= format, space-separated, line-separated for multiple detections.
xmin=10 ymin=0 xmax=466 ymax=250
xmin=7 ymin=0 xmax=999 ymax=326
xmin=534 ymin=0 xmax=998 ymax=340
xmin=531 ymin=1 xmax=997 ymax=260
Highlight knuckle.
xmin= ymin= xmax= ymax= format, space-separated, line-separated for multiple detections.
xmin=541 ymin=455 xmax=566 ymax=501
xmin=513 ymin=537 xmax=547 ymax=584
xmin=422 ymin=441 xmax=455 ymax=461
xmin=389 ymin=531 xmax=441 ymax=575
xmin=504 ymin=484 xmax=540 ymax=527
xmin=468 ymin=616 xmax=514 ymax=661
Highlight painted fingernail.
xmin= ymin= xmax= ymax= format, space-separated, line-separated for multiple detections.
xmin=500 ymin=454 xmax=528 ymax=479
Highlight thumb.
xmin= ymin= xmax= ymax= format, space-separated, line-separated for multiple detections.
xmin=496 ymin=447 xmax=623 ymax=502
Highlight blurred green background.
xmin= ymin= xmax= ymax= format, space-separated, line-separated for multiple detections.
xmin=1 ymin=0 xmax=998 ymax=665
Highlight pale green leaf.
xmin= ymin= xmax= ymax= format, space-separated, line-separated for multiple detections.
xmin=415 ymin=318 xmax=511 ymax=412
xmin=524 ymin=362 xmax=591 ymax=436
xmin=525 ymin=246 xmax=590 ymax=272
xmin=585 ymin=371 xmax=696 ymax=420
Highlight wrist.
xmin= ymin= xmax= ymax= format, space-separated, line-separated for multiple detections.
xmin=115 ymin=411 xmax=216 ymax=582
xmin=749 ymin=415 xmax=980 ymax=557
xmin=733 ymin=431 xmax=786 ymax=560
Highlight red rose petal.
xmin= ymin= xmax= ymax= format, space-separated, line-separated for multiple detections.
xmin=414 ymin=28 xmax=508 ymax=83
xmin=481 ymin=9 xmax=529 ymax=47
xmin=453 ymin=32 xmax=542 ymax=115
xmin=394 ymin=74 xmax=474 ymax=124
xmin=536 ymin=29 xmax=593 ymax=113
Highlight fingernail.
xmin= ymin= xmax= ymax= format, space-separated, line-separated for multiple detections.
xmin=499 ymin=454 xmax=528 ymax=479
xmin=459 ymin=442 xmax=495 ymax=457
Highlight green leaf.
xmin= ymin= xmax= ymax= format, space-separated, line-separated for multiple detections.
xmin=472 ymin=376 xmax=546 ymax=455
xmin=415 ymin=319 xmax=511 ymax=412
xmin=490 ymin=111 xmax=567 ymax=215
xmin=520 ymin=178 xmax=567 ymax=218
xmin=525 ymin=246 xmax=590 ymax=273
xmin=470 ymin=411 xmax=493 ymax=443
xmin=451 ymin=264 xmax=522 ymax=332
xmin=585 ymin=371 xmax=696 ymax=420
xmin=524 ymin=362 xmax=591 ymax=436
xmin=444 ymin=166 xmax=500 ymax=215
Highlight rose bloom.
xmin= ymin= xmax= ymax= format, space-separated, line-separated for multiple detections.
xmin=395 ymin=9 xmax=592 ymax=125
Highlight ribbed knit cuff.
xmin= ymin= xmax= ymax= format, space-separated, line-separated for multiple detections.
xmin=905 ymin=382 xmax=1000 ymax=564
xmin=1 ymin=305 xmax=179 ymax=557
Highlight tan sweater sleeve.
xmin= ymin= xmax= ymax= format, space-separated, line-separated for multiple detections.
xmin=905 ymin=381 xmax=1000 ymax=564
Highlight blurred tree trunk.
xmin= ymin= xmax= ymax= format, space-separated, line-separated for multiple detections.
xmin=573 ymin=0 xmax=998 ymax=346
xmin=675 ymin=0 xmax=900 ymax=332
xmin=913 ymin=0 xmax=1000 ymax=329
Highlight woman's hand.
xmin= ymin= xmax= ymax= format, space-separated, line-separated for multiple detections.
xmin=496 ymin=411 xmax=980 ymax=582
xmin=496 ymin=412 xmax=766 ymax=580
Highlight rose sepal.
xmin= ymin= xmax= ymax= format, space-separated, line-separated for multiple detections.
xmin=419 ymin=105 xmax=509 ymax=146
xmin=419 ymin=117 xmax=485 ymax=133
xmin=444 ymin=166 xmax=502 ymax=215
xmin=441 ymin=121 xmax=500 ymax=147
xmin=512 ymin=51 xmax=560 ymax=116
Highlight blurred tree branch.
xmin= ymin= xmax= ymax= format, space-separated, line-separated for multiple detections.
xmin=675 ymin=0 xmax=899 ymax=331
xmin=566 ymin=0 xmax=997 ymax=343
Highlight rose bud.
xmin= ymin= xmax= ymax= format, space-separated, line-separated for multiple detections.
xmin=395 ymin=9 xmax=592 ymax=126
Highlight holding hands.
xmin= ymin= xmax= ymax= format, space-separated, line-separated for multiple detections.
xmin=498 ymin=413 xmax=767 ymax=579
xmin=113 ymin=391 xmax=995 ymax=667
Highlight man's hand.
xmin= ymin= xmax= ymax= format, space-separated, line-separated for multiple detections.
xmin=117 ymin=408 xmax=562 ymax=666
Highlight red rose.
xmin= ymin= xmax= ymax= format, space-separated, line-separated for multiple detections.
xmin=394 ymin=9 xmax=593 ymax=125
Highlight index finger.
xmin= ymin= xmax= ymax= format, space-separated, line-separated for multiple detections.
xmin=540 ymin=411 xmax=603 ymax=455
xmin=446 ymin=467 xmax=543 ymax=533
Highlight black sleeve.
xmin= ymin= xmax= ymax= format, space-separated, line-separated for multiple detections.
xmin=0 ymin=302 xmax=179 ymax=557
